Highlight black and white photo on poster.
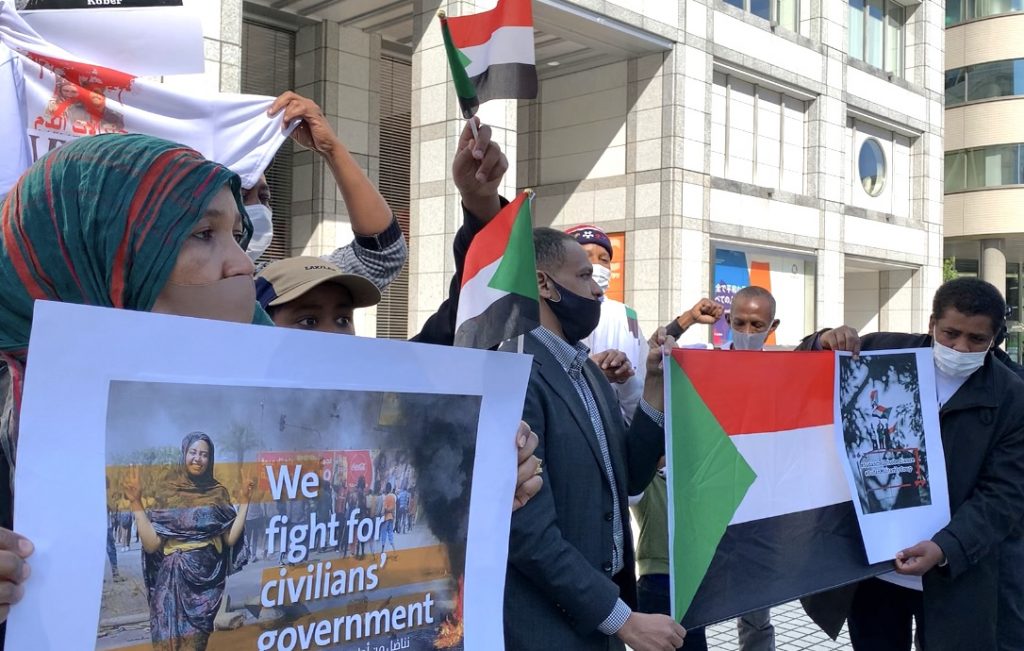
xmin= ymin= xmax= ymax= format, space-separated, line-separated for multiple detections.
xmin=839 ymin=352 xmax=929 ymax=514
xmin=16 ymin=0 xmax=181 ymax=9
xmin=832 ymin=348 xmax=950 ymax=563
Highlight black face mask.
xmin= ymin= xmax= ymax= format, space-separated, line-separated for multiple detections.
xmin=544 ymin=275 xmax=602 ymax=344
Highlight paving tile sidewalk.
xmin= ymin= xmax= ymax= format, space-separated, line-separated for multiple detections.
xmin=703 ymin=600 xmax=851 ymax=650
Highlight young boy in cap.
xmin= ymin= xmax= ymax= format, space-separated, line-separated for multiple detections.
xmin=256 ymin=118 xmax=543 ymax=516
xmin=256 ymin=257 xmax=381 ymax=335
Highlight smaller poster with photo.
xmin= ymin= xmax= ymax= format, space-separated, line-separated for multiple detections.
xmin=834 ymin=349 xmax=950 ymax=563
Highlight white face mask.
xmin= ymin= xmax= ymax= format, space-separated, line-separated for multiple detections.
xmin=932 ymin=329 xmax=991 ymax=378
xmin=592 ymin=264 xmax=612 ymax=292
xmin=244 ymin=203 xmax=274 ymax=262
xmin=730 ymin=327 xmax=771 ymax=351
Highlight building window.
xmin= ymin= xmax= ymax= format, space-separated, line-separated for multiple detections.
xmin=945 ymin=59 xmax=1024 ymax=107
xmin=1009 ymin=262 xmax=1021 ymax=323
xmin=859 ymin=138 xmax=887 ymax=196
xmin=241 ymin=20 xmax=295 ymax=262
xmin=849 ymin=121 xmax=912 ymax=216
xmin=947 ymin=0 xmax=1024 ymax=27
xmin=723 ymin=0 xmax=800 ymax=31
xmin=375 ymin=52 xmax=412 ymax=340
xmin=945 ymin=144 xmax=1024 ymax=192
xmin=849 ymin=0 xmax=904 ymax=76
xmin=711 ymin=72 xmax=807 ymax=193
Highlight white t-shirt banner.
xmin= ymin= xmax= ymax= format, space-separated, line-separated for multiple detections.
xmin=0 ymin=0 xmax=292 ymax=199
xmin=14 ymin=0 xmax=203 ymax=76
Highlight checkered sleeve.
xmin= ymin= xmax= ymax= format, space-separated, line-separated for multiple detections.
xmin=597 ymin=598 xmax=632 ymax=636
xmin=639 ymin=398 xmax=665 ymax=427
xmin=322 ymin=216 xmax=408 ymax=291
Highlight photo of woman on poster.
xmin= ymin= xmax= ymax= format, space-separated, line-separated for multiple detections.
xmin=122 ymin=431 xmax=253 ymax=651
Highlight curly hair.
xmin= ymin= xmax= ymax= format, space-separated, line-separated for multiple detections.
xmin=932 ymin=277 xmax=1006 ymax=336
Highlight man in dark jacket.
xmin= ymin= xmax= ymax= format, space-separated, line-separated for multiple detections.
xmin=504 ymin=228 xmax=686 ymax=651
xmin=800 ymin=277 xmax=1024 ymax=651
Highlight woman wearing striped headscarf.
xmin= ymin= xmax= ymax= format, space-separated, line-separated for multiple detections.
xmin=0 ymin=128 xmax=546 ymax=648
xmin=0 ymin=133 xmax=265 ymax=641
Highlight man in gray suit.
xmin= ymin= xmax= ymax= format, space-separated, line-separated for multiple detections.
xmin=504 ymin=227 xmax=686 ymax=651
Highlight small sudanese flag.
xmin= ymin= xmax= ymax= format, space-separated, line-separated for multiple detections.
xmin=439 ymin=0 xmax=538 ymax=119
xmin=666 ymin=349 xmax=880 ymax=626
xmin=454 ymin=190 xmax=539 ymax=350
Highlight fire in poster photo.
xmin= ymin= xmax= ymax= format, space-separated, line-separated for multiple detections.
xmin=838 ymin=352 xmax=930 ymax=514
xmin=99 ymin=380 xmax=480 ymax=651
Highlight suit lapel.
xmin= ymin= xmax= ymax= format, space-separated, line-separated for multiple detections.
xmin=526 ymin=334 xmax=608 ymax=473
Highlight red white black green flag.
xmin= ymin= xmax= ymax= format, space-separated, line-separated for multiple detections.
xmin=666 ymin=349 xmax=885 ymax=627
xmin=454 ymin=190 xmax=539 ymax=350
xmin=439 ymin=0 xmax=538 ymax=119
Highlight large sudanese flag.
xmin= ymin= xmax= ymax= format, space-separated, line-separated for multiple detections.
xmin=454 ymin=190 xmax=539 ymax=351
xmin=439 ymin=0 xmax=538 ymax=119
xmin=665 ymin=348 xmax=886 ymax=626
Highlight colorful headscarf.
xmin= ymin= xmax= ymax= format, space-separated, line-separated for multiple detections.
xmin=0 ymin=133 xmax=266 ymax=473
xmin=160 ymin=432 xmax=230 ymax=510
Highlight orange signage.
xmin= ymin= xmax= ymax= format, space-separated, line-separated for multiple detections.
xmin=608 ymin=232 xmax=625 ymax=303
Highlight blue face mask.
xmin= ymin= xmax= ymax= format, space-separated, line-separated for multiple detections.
xmin=544 ymin=275 xmax=601 ymax=344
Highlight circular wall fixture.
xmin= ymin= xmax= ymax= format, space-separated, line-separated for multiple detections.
xmin=859 ymin=138 xmax=886 ymax=197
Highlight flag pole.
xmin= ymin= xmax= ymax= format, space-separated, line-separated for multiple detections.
xmin=518 ymin=186 xmax=536 ymax=356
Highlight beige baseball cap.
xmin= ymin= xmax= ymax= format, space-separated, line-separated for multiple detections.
xmin=256 ymin=256 xmax=381 ymax=310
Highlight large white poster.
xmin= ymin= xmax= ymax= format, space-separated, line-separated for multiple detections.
xmin=15 ymin=0 xmax=204 ymax=76
xmin=834 ymin=349 xmax=950 ymax=563
xmin=8 ymin=301 xmax=531 ymax=651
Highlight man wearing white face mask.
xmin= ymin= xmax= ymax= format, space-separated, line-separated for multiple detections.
xmin=243 ymin=92 xmax=406 ymax=292
xmin=797 ymin=277 xmax=1024 ymax=651
xmin=567 ymin=224 xmax=646 ymax=422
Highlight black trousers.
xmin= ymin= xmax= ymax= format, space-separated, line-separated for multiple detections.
xmin=636 ymin=574 xmax=708 ymax=650
xmin=848 ymin=577 xmax=924 ymax=651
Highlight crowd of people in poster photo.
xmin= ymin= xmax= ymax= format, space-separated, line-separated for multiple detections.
xmin=0 ymin=1 xmax=1022 ymax=651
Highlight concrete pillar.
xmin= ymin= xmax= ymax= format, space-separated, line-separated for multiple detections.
xmin=818 ymin=249 xmax=845 ymax=329
xmin=981 ymin=239 xmax=1007 ymax=297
